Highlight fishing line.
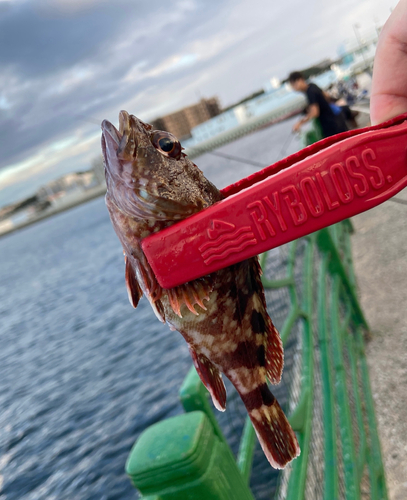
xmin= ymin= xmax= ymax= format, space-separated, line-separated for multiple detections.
xmin=389 ymin=197 xmax=407 ymax=206
xmin=274 ymin=132 xmax=296 ymax=162
xmin=225 ymin=390 xmax=245 ymax=447
xmin=74 ymin=114 xmax=103 ymax=125
xmin=207 ymin=151 xmax=266 ymax=168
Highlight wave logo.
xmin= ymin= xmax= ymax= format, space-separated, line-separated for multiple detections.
xmin=198 ymin=220 xmax=257 ymax=266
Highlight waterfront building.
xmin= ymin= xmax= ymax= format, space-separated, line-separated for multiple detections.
xmin=36 ymin=171 xmax=95 ymax=203
xmin=151 ymin=97 xmax=221 ymax=140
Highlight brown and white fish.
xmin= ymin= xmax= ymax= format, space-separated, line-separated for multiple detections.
xmin=101 ymin=110 xmax=300 ymax=469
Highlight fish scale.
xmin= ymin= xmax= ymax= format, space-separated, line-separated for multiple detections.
xmin=101 ymin=110 xmax=300 ymax=469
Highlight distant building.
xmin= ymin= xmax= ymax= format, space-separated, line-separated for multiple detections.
xmin=337 ymin=27 xmax=379 ymax=74
xmin=151 ymin=97 xmax=221 ymax=140
xmin=0 ymin=159 xmax=107 ymax=236
xmin=36 ymin=171 xmax=95 ymax=202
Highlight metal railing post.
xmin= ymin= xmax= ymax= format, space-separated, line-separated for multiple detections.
xmin=126 ymin=411 xmax=255 ymax=500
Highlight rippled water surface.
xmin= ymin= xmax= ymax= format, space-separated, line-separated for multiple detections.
xmin=0 ymin=118 xmax=301 ymax=499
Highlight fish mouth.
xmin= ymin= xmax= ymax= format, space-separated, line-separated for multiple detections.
xmin=101 ymin=110 xmax=130 ymax=145
xmin=101 ymin=111 xmax=137 ymax=184
xmin=101 ymin=118 xmax=121 ymax=167
xmin=101 ymin=110 xmax=150 ymax=221
xmin=102 ymin=110 xmax=139 ymax=167
xmin=102 ymin=110 xmax=163 ymax=219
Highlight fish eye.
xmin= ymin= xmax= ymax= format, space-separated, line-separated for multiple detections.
xmin=151 ymin=131 xmax=182 ymax=160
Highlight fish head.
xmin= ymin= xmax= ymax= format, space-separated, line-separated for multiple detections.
xmin=101 ymin=110 xmax=216 ymax=222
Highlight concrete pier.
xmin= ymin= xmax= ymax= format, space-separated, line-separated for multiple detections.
xmin=351 ymin=188 xmax=407 ymax=500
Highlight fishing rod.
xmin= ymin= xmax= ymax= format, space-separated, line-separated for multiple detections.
xmin=208 ymin=130 xmax=298 ymax=168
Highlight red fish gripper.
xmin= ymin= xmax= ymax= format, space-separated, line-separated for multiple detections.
xmin=142 ymin=113 xmax=407 ymax=288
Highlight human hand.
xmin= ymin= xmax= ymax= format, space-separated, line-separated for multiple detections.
xmin=370 ymin=0 xmax=407 ymax=125
xmin=292 ymin=121 xmax=302 ymax=133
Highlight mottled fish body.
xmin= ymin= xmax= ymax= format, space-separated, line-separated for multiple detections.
xmin=101 ymin=111 xmax=300 ymax=468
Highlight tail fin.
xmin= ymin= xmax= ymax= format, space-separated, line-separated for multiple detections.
xmin=243 ymin=384 xmax=300 ymax=469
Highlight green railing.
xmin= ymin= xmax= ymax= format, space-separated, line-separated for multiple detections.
xmin=125 ymin=221 xmax=388 ymax=500
xmin=125 ymin=125 xmax=388 ymax=499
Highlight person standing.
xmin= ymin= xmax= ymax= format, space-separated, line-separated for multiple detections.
xmin=289 ymin=71 xmax=348 ymax=137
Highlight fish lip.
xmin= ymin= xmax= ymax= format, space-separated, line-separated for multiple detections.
xmin=102 ymin=111 xmax=138 ymax=164
xmin=118 ymin=110 xmax=130 ymax=136
xmin=101 ymin=118 xmax=124 ymax=185
xmin=101 ymin=119 xmax=121 ymax=146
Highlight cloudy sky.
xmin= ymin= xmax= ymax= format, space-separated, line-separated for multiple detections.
xmin=0 ymin=0 xmax=396 ymax=207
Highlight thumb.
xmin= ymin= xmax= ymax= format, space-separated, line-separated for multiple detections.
xmin=370 ymin=0 xmax=407 ymax=125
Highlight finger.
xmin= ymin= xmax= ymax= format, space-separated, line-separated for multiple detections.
xmin=371 ymin=0 xmax=407 ymax=125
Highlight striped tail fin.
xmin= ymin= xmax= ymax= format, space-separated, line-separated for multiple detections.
xmin=242 ymin=383 xmax=300 ymax=469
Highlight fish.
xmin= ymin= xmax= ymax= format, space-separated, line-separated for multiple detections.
xmin=101 ymin=110 xmax=300 ymax=469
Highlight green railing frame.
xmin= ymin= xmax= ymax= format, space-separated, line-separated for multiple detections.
xmin=126 ymin=126 xmax=388 ymax=500
xmin=126 ymin=221 xmax=388 ymax=500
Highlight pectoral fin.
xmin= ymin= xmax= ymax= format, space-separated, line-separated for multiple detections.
xmin=189 ymin=347 xmax=227 ymax=412
xmin=123 ymin=250 xmax=166 ymax=322
xmin=125 ymin=255 xmax=143 ymax=308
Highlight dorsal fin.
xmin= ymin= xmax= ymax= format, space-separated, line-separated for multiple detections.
xmin=265 ymin=321 xmax=284 ymax=384
xmin=240 ymin=257 xmax=284 ymax=384
xmin=166 ymin=277 xmax=214 ymax=318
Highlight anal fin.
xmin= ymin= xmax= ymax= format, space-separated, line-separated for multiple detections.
xmin=189 ymin=346 xmax=227 ymax=412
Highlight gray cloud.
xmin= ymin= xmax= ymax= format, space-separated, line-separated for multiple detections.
xmin=0 ymin=0 xmax=395 ymax=207
xmin=0 ymin=0 xmax=226 ymax=170
xmin=0 ymin=1 xmax=151 ymax=77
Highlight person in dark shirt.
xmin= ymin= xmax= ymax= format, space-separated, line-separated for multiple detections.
xmin=288 ymin=71 xmax=348 ymax=137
